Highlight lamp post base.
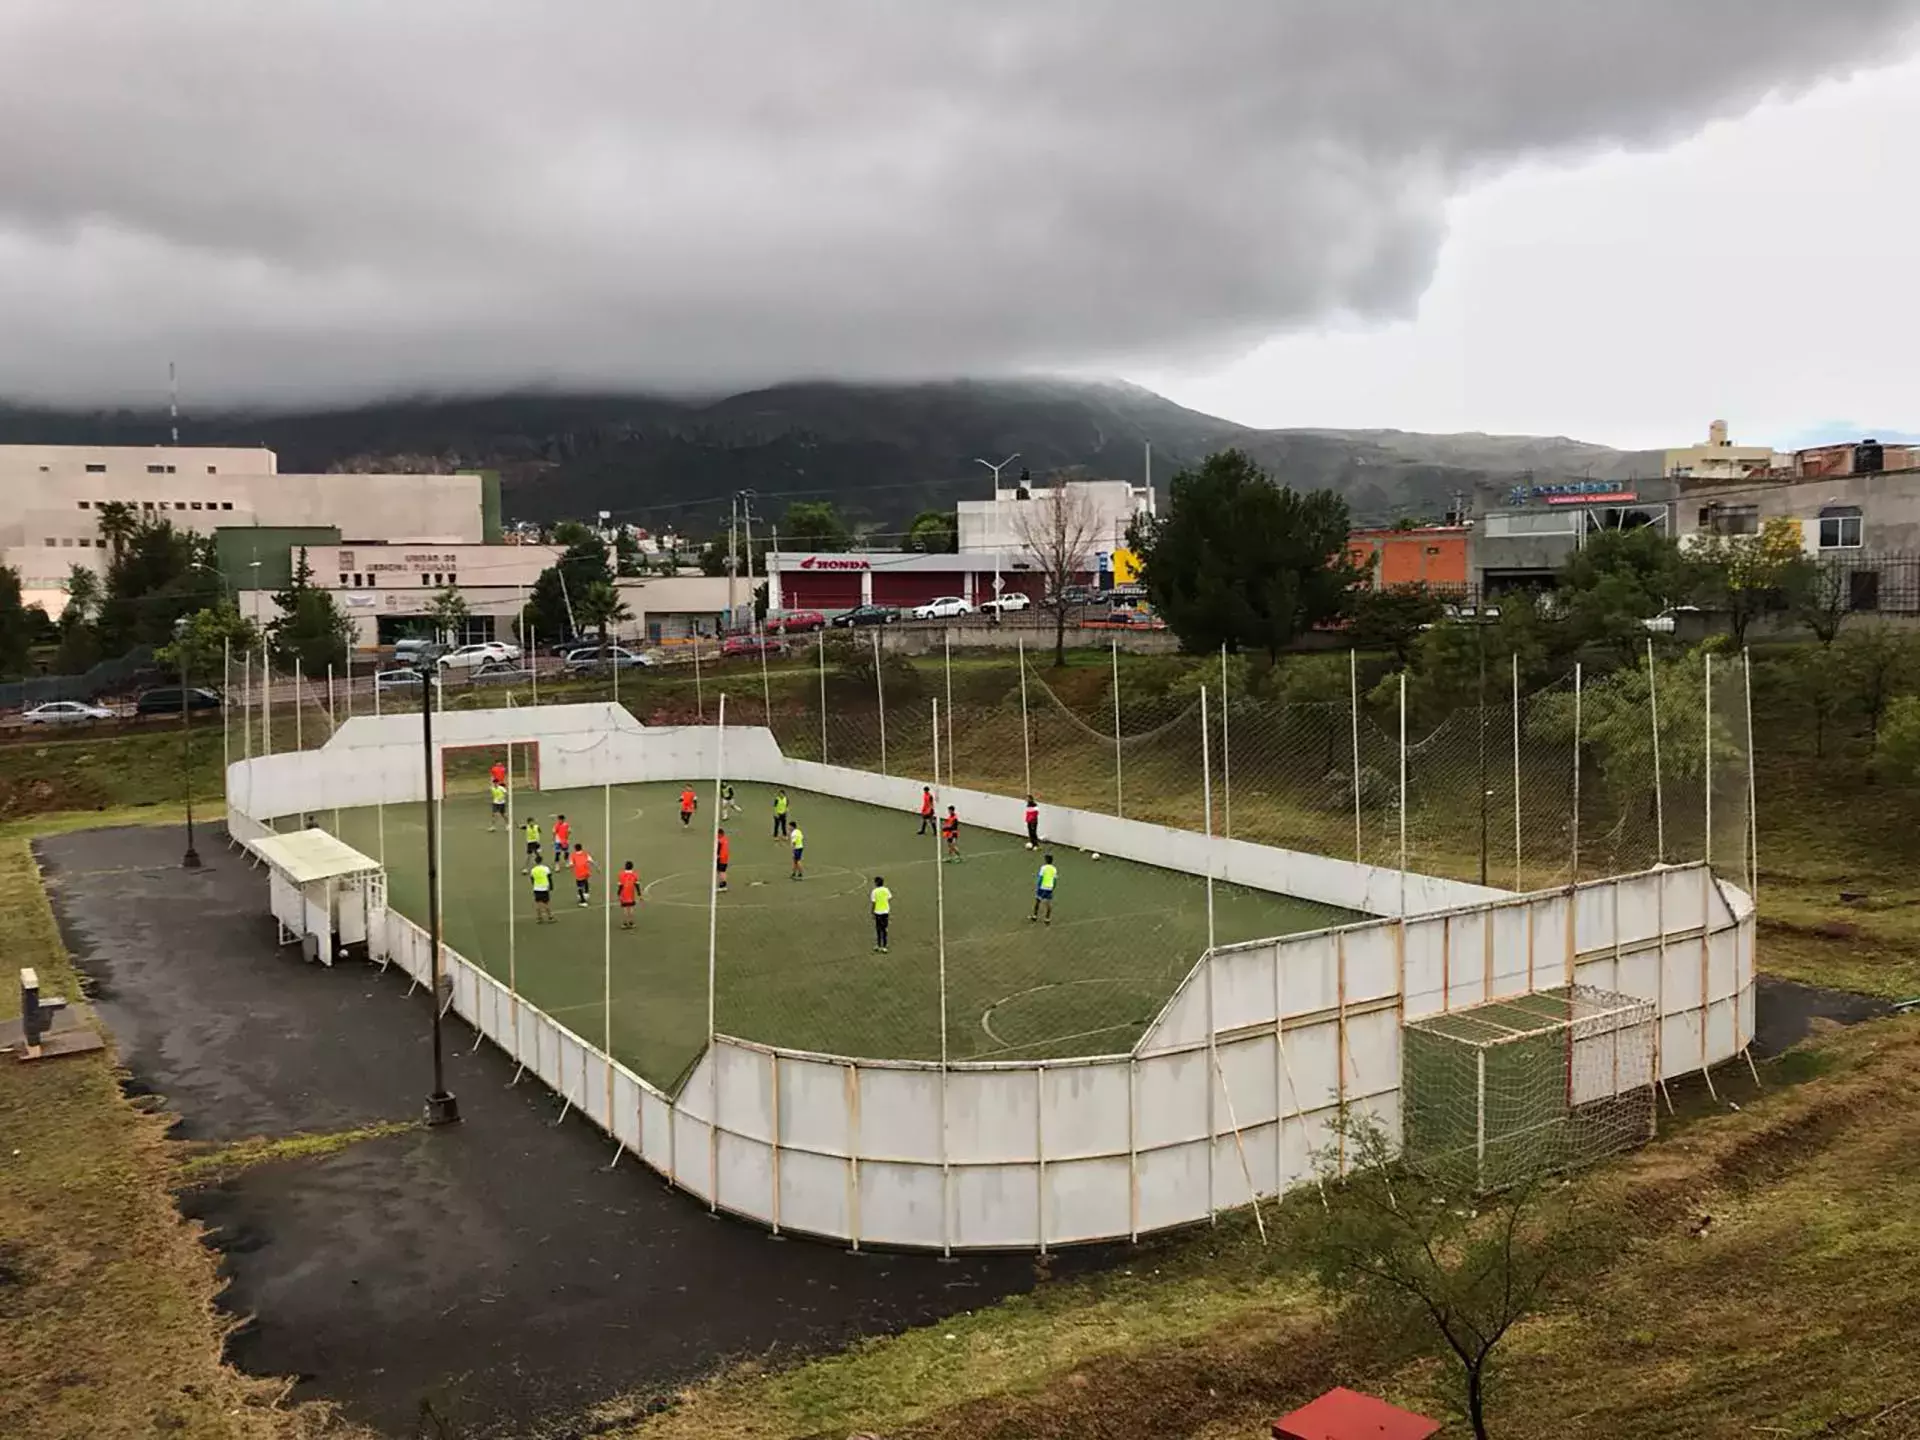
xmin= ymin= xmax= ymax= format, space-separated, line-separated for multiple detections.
xmin=183 ymin=846 xmax=202 ymax=869
xmin=425 ymin=1091 xmax=461 ymax=1127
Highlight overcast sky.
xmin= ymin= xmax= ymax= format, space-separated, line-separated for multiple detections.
xmin=2 ymin=1 xmax=1916 ymax=450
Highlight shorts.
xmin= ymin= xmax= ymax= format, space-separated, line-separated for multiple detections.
xmin=620 ymin=898 xmax=636 ymax=910
xmin=1036 ymin=887 xmax=1054 ymax=901
xmin=576 ymin=879 xmax=590 ymax=896
xmin=791 ymin=848 xmax=804 ymax=862
xmin=532 ymin=888 xmax=551 ymax=904
xmin=717 ymin=861 xmax=729 ymax=874
xmin=680 ymin=809 xmax=693 ymax=823
xmin=492 ymin=801 xmax=506 ymax=814
xmin=526 ymin=839 xmax=540 ymax=854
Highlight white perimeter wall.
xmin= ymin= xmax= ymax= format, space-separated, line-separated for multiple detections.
xmin=226 ymin=704 xmax=1757 ymax=1250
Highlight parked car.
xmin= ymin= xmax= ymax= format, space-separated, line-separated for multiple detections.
xmin=392 ymin=637 xmax=445 ymax=664
xmin=722 ymin=633 xmax=784 ymax=658
xmin=437 ymin=642 xmax=515 ymax=672
xmin=765 ymin=610 xmax=827 ymax=634
xmin=911 ymin=596 xmax=973 ymax=620
xmin=1100 ymin=584 xmax=1148 ymax=606
xmin=21 ymin=700 xmax=116 ymax=724
xmin=1105 ymin=606 xmax=1166 ymax=629
xmin=829 ymin=604 xmax=899 ymax=628
xmin=374 ymin=666 xmax=427 ymax=691
xmin=563 ymin=645 xmax=655 ymax=672
xmin=134 ymin=686 xmax=223 ymax=716
xmin=1048 ymin=584 xmax=1100 ymax=607
xmin=977 ymin=592 xmax=1031 ymax=614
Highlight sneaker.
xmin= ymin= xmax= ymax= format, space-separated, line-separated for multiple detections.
xmin=1029 ymin=915 xmax=1038 ymax=923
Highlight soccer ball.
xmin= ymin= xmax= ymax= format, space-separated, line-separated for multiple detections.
xmin=1090 ymin=852 xmax=1102 ymax=861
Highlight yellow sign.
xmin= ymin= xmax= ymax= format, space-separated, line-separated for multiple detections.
xmin=1111 ymin=547 xmax=1142 ymax=585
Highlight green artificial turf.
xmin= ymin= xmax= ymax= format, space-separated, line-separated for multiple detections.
xmin=322 ymin=778 xmax=1361 ymax=1092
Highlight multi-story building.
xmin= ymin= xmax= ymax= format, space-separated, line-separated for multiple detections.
xmin=1347 ymin=525 xmax=1471 ymax=591
xmin=955 ymin=479 xmax=1154 ymax=559
xmin=1663 ymin=420 xmax=1789 ymax=482
xmin=1466 ymin=474 xmax=1677 ymax=594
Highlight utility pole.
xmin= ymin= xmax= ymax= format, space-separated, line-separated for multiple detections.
xmin=727 ymin=495 xmax=739 ymax=628
xmin=181 ymin=645 xmax=201 ymax=869
xmin=740 ymin=490 xmax=760 ymax=637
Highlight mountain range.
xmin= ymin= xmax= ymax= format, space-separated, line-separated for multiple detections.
xmin=0 ymin=380 xmax=1664 ymax=538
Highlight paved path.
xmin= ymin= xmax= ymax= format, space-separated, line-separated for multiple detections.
xmin=37 ymin=825 xmax=1088 ymax=1437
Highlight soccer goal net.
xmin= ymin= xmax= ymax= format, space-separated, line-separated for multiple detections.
xmin=440 ymin=740 xmax=541 ymax=798
xmin=1401 ymin=984 xmax=1657 ymax=1193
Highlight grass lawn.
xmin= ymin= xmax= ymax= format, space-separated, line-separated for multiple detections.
xmin=320 ymin=779 xmax=1359 ymax=1091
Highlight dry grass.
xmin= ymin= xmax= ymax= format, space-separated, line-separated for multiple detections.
xmin=0 ymin=832 xmax=361 ymax=1440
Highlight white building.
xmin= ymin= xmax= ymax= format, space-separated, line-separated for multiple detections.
xmin=954 ymin=479 xmax=1154 ymax=556
xmin=0 ymin=443 xmax=492 ymax=614
xmin=1663 ymin=420 xmax=1790 ymax=483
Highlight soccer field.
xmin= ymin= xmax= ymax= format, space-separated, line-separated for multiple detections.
xmin=324 ymin=780 xmax=1361 ymax=1092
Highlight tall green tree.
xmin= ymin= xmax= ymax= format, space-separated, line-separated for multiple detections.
xmin=1553 ymin=527 xmax=1697 ymax=662
xmin=573 ymin=580 xmax=634 ymax=652
xmin=96 ymin=518 xmax=218 ymax=652
xmin=0 ymin=564 xmax=35 ymax=679
xmin=905 ymin=509 xmax=958 ymax=554
xmin=1837 ymin=625 xmax=1920 ymax=740
xmin=426 ymin=584 xmax=470 ymax=640
xmin=1130 ymin=449 xmax=1356 ymax=661
xmin=93 ymin=500 xmax=140 ymax=561
xmin=158 ymin=603 xmax=259 ymax=686
xmin=1791 ymin=556 xmax=1852 ymax=647
xmin=55 ymin=564 xmax=104 ymax=673
xmin=1691 ymin=517 xmax=1808 ymax=647
xmin=523 ymin=539 xmax=614 ymax=643
xmin=1345 ymin=584 xmax=1445 ymax=665
xmin=614 ymin=530 xmax=644 ymax=577
xmin=268 ymin=548 xmax=352 ymax=679
xmin=782 ymin=501 xmax=852 ymax=553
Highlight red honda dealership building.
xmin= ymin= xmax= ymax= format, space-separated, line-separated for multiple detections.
xmin=768 ymin=551 xmax=1049 ymax=612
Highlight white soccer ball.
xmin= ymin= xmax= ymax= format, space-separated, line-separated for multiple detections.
xmin=1090 ymin=852 xmax=1101 ymax=861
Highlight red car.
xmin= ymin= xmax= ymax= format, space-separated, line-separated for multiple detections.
xmin=765 ymin=610 xmax=827 ymax=634
xmin=722 ymin=633 xmax=784 ymax=658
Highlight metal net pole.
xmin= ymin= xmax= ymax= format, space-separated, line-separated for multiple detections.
xmin=706 ymin=693 xmax=727 ymax=1214
xmin=758 ymin=636 xmax=771 ymax=725
xmin=1018 ymin=635 xmax=1031 ymax=800
xmin=530 ymin=625 xmax=539 ymax=707
xmin=222 ymin=636 xmax=232 ymax=781
xmin=932 ymin=697 xmax=951 ymax=1257
xmin=1200 ymin=684 xmax=1218 ymax=1225
xmin=1397 ymin=672 xmax=1408 ymax=918
xmin=1219 ymin=643 xmax=1232 ymax=841
xmin=1512 ymin=654 xmax=1522 ymax=892
xmin=262 ymin=642 xmax=272 ymax=759
xmin=692 ymin=635 xmax=702 ymax=720
xmin=1111 ymin=638 xmax=1123 ymax=818
xmin=603 ymin=781 xmax=612 ymax=1057
xmin=1350 ymin=649 xmax=1363 ymax=864
xmin=944 ymin=629 xmax=954 ymax=789
xmin=1571 ymin=661 xmax=1583 ymax=885
xmin=1745 ymin=648 xmax=1759 ymax=902
xmin=241 ymin=649 xmax=252 ymax=762
xmin=1704 ymin=653 xmax=1714 ymax=871
xmin=1647 ymin=640 xmax=1665 ymax=865
xmin=818 ymin=627 xmax=827 ymax=763
xmin=873 ymin=629 xmax=888 ymax=775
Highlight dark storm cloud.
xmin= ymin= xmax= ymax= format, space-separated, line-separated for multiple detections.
xmin=0 ymin=1 xmax=1915 ymax=404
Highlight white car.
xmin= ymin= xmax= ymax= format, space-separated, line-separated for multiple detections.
xmin=911 ymin=596 xmax=974 ymax=620
xmin=978 ymin=592 xmax=1031 ymax=614
xmin=21 ymin=700 xmax=115 ymax=724
xmin=436 ymin=642 xmax=514 ymax=672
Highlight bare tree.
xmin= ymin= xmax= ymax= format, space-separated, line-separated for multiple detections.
xmin=1010 ymin=482 xmax=1102 ymax=667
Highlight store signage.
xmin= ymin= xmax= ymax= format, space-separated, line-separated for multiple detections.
xmin=796 ymin=556 xmax=871 ymax=570
xmin=1506 ymin=480 xmax=1638 ymax=506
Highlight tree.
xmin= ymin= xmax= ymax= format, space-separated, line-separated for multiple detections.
xmin=614 ymin=530 xmax=644 ymax=577
xmin=1011 ymin=482 xmax=1103 ymax=667
xmin=523 ymin=539 xmax=615 ymax=643
xmin=1874 ymin=694 xmax=1920 ymax=782
xmin=573 ymin=580 xmax=633 ymax=652
xmin=1130 ymin=450 xmax=1356 ymax=661
xmin=1791 ymin=557 xmax=1852 ymax=647
xmin=63 ymin=564 xmax=101 ymax=626
xmin=551 ymin=519 xmax=598 ymax=547
xmin=1553 ymin=528 xmax=1696 ymax=663
xmin=1837 ymin=625 xmax=1919 ymax=740
xmin=1397 ymin=605 xmax=1552 ymax=726
xmin=1691 ymin=517 xmax=1807 ymax=647
xmin=905 ymin=509 xmax=958 ymax=554
xmin=94 ymin=500 xmax=139 ymax=562
xmin=426 ymin=584 xmax=470 ymax=641
xmin=1346 ymin=585 xmax=1445 ymax=666
xmin=157 ymin=602 xmax=259 ymax=686
xmin=1304 ymin=1113 xmax=1581 ymax=1440
xmin=96 ymin=518 xmax=218 ymax=652
xmin=1783 ymin=643 xmax=1849 ymax=759
xmin=55 ymin=564 xmax=104 ymax=673
xmin=0 ymin=564 xmax=34 ymax=680
xmin=783 ymin=501 xmax=852 ymax=553
xmin=268 ymin=548 xmax=352 ymax=679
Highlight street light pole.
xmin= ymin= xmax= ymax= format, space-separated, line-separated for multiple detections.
xmin=973 ymin=452 xmax=1021 ymax=497
xmin=181 ymin=650 xmax=201 ymax=869
xmin=421 ymin=673 xmax=460 ymax=1127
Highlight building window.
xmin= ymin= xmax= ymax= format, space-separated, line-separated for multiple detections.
xmin=367 ymin=574 xmax=377 ymax=587
xmin=448 ymin=573 xmax=457 ymax=585
xmin=421 ymin=574 xmax=432 ymax=586
xmin=44 ymin=537 xmax=57 ymax=547
xmin=340 ymin=573 xmax=351 ymax=587
xmin=147 ymin=464 xmax=165 ymax=473
xmin=207 ymin=465 xmax=218 ymax=475
xmin=78 ymin=537 xmax=90 ymax=547
xmin=1706 ymin=504 xmax=1759 ymax=537
xmin=76 ymin=500 xmax=89 ymax=510
xmin=142 ymin=501 xmax=154 ymax=510
xmin=190 ymin=501 xmax=202 ymax=510
xmin=221 ymin=501 xmax=233 ymax=510
xmin=1818 ymin=505 xmax=1863 ymax=550
xmin=60 ymin=537 xmax=73 ymax=547
xmin=1850 ymin=570 xmax=1880 ymax=612
xmin=85 ymin=463 xmax=106 ymax=473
